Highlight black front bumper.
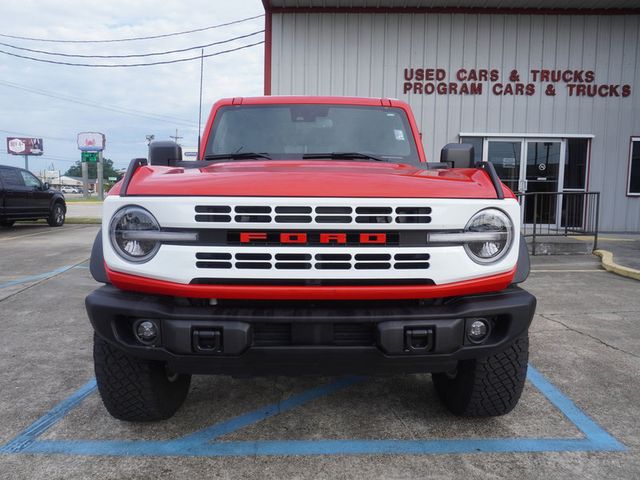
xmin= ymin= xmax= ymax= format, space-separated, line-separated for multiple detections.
xmin=86 ymin=286 xmax=536 ymax=376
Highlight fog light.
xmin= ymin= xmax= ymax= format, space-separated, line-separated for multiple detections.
xmin=468 ymin=319 xmax=489 ymax=343
xmin=136 ymin=320 xmax=158 ymax=344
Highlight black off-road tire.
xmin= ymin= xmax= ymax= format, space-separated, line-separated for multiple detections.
xmin=93 ymin=334 xmax=191 ymax=422
xmin=47 ymin=202 xmax=65 ymax=227
xmin=432 ymin=335 xmax=529 ymax=417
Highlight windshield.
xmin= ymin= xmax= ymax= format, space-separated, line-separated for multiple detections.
xmin=205 ymin=104 xmax=420 ymax=162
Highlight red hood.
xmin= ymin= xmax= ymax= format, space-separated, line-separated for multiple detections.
xmin=112 ymin=160 xmax=513 ymax=199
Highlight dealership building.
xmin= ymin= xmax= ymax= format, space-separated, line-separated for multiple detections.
xmin=260 ymin=1 xmax=640 ymax=232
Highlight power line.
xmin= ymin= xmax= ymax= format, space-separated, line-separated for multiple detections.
xmin=0 ymin=129 xmax=146 ymax=145
xmin=0 ymin=129 xmax=71 ymax=142
xmin=37 ymin=156 xmax=76 ymax=164
xmin=0 ymin=30 xmax=264 ymax=59
xmin=0 ymin=14 xmax=264 ymax=44
xmin=0 ymin=80 xmax=198 ymax=126
xmin=3 ymin=154 xmax=76 ymax=164
xmin=0 ymin=40 xmax=264 ymax=68
xmin=0 ymin=81 xmax=196 ymax=126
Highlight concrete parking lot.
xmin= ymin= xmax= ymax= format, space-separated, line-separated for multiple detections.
xmin=0 ymin=223 xmax=638 ymax=479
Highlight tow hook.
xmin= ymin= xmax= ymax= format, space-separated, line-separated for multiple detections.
xmin=192 ymin=329 xmax=222 ymax=353
xmin=404 ymin=327 xmax=434 ymax=353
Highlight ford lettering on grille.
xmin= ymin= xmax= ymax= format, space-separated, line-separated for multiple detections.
xmin=236 ymin=231 xmax=389 ymax=245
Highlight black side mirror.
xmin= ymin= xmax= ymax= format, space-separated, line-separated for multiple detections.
xmin=148 ymin=141 xmax=183 ymax=166
xmin=42 ymin=182 xmax=50 ymax=190
xmin=440 ymin=143 xmax=475 ymax=169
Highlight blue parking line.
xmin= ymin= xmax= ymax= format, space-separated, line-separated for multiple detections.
xmin=0 ymin=265 xmax=74 ymax=289
xmin=23 ymin=437 xmax=622 ymax=457
xmin=177 ymin=375 xmax=364 ymax=446
xmin=0 ymin=366 xmax=626 ymax=457
xmin=526 ymin=367 xmax=624 ymax=451
xmin=0 ymin=379 xmax=97 ymax=454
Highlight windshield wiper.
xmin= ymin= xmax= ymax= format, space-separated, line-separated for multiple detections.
xmin=204 ymin=152 xmax=272 ymax=161
xmin=302 ymin=152 xmax=385 ymax=162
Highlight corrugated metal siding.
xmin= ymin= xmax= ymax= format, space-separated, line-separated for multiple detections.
xmin=271 ymin=12 xmax=640 ymax=231
xmin=269 ymin=1 xmax=639 ymax=9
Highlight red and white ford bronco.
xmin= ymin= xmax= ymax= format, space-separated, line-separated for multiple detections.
xmin=87 ymin=96 xmax=535 ymax=421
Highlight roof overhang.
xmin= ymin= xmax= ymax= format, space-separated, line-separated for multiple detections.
xmin=262 ymin=0 xmax=640 ymax=14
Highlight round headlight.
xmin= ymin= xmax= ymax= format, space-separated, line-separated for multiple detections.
xmin=109 ymin=206 xmax=161 ymax=263
xmin=464 ymin=208 xmax=514 ymax=264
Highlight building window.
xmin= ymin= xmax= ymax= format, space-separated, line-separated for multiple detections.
xmin=564 ymin=138 xmax=589 ymax=190
xmin=459 ymin=137 xmax=483 ymax=164
xmin=629 ymin=137 xmax=640 ymax=196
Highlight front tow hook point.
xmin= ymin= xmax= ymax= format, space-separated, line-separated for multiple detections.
xmin=404 ymin=328 xmax=434 ymax=353
xmin=192 ymin=329 xmax=222 ymax=353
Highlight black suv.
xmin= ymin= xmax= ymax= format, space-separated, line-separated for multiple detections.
xmin=0 ymin=165 xmax=66 ymax=227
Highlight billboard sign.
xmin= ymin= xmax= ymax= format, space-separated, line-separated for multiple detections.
xmin=6 ymin=137 xmax=43 ymax=156
xmin=77 ymin=132 xmax=105 ymax=151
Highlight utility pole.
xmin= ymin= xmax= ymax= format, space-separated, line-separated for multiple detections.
xmin=145 ymin=134 xmax=155 ymax=145
xmin=82 ymin=161 xmax=89 ymax=199
xmin=97 ymin=151 xmax=104 ymax=201
xmin=24 ymin=154 xmax=28 ymax=170
xmin=169 ymin=129 xmax=183 ymax=145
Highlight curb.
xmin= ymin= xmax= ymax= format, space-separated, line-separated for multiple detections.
xmin=593 ymin=249 xmax=640 ymax=281
xmin=65 ymin=217 xmax=101 ymax=225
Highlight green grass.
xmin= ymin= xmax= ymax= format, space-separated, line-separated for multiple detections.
xmin=65 ymin=217 xmax=102 ymax=224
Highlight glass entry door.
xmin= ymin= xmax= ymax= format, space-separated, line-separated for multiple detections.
xmin=483 ymin=138 xmax=566 ymax=227
xmin=523 ymin=140 xmax=564 ymax=225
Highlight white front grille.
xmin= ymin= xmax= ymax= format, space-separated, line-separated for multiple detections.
xmin=194 ymin=249 xmax=430 ymax=272
xmin=194 ymin=204 xmax=432 ymax=225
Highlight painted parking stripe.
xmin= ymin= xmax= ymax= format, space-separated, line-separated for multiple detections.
xmin=0 ymin=261 xmax=91 ymax=290
xmin=0 ymin=365 xmax=625 ymax=457
xmin=0 ymin=265 xmax=74 ymax=289
xmin=526 ymin=367 xmax=623 ymax=450
xmin=530 ymin=269 xmax=606 ymax=273
xmin=0 ymin=379 xmax=97 ymax=454
xmin=18 ymin=436 xmax=625 ymax=457
xmin=0 ymin=225 xmax=86 ymax=242
xmin=177 ymin=375 xmax=364 ymax=446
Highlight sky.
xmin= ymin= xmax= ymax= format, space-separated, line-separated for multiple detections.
xmin=0 ymin=0 xmax=265 ymax=175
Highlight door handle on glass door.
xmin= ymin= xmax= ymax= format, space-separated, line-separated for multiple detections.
xmin=519 ymin=179 xmax=528 ymax=192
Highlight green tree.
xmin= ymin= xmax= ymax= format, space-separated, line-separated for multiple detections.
xmin=64 ymin=157 xmax=120 ymax=179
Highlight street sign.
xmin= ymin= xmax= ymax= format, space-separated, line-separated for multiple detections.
xmin=77 ymin=132 xmax=105 ymax=151
xmin=108 ymin=176 xmax=117 ymax=181
xmin=6 ymin=137 xmax=43 ymax=155
xmin=81 ymin=151 xmax=98 ymax=163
